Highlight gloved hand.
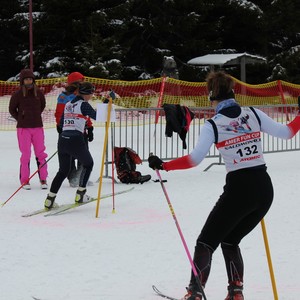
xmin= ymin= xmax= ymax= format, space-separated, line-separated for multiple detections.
xmin=87 ymin=126 xmax=94 ymax=142
xmin=148 ymin=155 xmax=164 ymax=170
xmin=103 ymin=90 xmax=116 ymax=103
xmin=109 ymin=90 xmax=116 ymax=100
xmin=56 ymin=125 xmax=62 ymax=134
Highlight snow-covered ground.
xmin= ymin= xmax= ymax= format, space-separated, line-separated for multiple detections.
xmin=0 ymin=127 xmax=299 ymax=300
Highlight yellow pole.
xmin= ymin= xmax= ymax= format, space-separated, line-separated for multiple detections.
xmin=95 ymin=98 xmax=113 ymax=218
xmin=260 ymin=218 xmax=279 ymax=300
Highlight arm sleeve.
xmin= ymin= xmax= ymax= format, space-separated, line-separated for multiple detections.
xmin=287 ymin=115 xmax=300 ymax=137
xmin=163 ymin=121 xmax=215 ymax=171
xmin=9 ymin=94 xmax=18 ymax=120
xmin=39 ymin=91 xmax=46 ymax=112
xmin=55 ymin=103 xmax=64 ymax=125
xmin=81 ymin=102 xmax=97 ymax=120
xmin=255 ymin=108 xmax=298 ymax=139
xmin=163 ymin=155 xmax=195 ymax=171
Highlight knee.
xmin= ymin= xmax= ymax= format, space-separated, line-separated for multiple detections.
xmin=81 ymin=157 xmax=94 ymax=170
xmin=57 ymin=169 xmax=69 ymax=178
xmin=195 ymin=240 xmax=215 ymax=254
xmin=221 ymin=242 xmax=241 ymax=255
xmin=85 ymin=160 xmax=94 ymax=171
xmin=20 ymin=152 xmax=31 ymax=161
xmin=38 ymin=153 xmax=48 ymax=160
xmin=196 ymin=236 xmax=217 ymax=252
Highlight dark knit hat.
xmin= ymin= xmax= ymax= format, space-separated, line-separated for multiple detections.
xmin=78 ymin=82 xmax=95 ymax=95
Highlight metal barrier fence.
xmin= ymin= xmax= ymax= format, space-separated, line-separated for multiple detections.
xmin=103 ymin=105 xmax=300 ymax=176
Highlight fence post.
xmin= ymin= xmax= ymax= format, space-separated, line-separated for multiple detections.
xmin=277 ymin=80 xmax=289 ymax=121
xmin=155 ymin=76 xmax=167 ymax=124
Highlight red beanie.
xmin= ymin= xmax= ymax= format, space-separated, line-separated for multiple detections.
xmin=67 ymin=72 xmax=84 ymax=85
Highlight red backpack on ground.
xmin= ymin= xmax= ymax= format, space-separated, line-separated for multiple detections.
xmin=114 ymin=147 xmax=151 ymax=184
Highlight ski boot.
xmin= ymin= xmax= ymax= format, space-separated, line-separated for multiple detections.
xmin=182 ymin=285 xmax=203 ymax=300
xmin=224 ymin=281 xmax=244 ymax=300
xmin=129 ymin=174 xmax=151 ymax=184
xmin=139 ymin=174 xmax=151 ymax=184
xmin=75 ymin=188 xmax=91 ymax=203
xmin=44 ymin=193 xmax=57 ymax=209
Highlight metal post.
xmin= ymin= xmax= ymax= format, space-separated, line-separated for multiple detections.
xmin=29 ymin=0 xmax=34 ymax=71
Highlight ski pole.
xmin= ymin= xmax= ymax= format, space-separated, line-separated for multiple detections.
xmin=260 ymin=218 xmax=279 ymax=300
xmin=95 ymin=97 xmax=113 ymax=218
xmin=155 ymin=169 xmax=207 ymax=300
xmin=2 ymin=150 xmax=58 ymax=207
xmin=111 ymin=127 xmax=116 ymax=214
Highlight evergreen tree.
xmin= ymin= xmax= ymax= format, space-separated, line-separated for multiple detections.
xmin=1 ymin=0 xmax=300 ymax=83
xmin=0 ymin=0 xmax=28 ymax=79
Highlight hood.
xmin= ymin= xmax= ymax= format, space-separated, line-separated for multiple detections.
xmin=20 ymin=69 xmax=35 ymax=85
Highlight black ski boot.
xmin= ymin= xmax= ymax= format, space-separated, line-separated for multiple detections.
xmin=139 ymin=174 xmax=151 ymax=184
xmin=44 ymin=194 xmax=57 ymax=209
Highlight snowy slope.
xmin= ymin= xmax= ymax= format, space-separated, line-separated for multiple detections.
xmin=0 ymin=127 xmax=299 ymax=300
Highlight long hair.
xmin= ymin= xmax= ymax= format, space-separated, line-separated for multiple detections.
xmin=22 ymin=84 xmax=37 ymax=97
xmin=65 ymin=82 xmax=80 ymax=95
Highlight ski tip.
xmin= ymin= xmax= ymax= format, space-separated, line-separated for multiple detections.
xmin=152 ymin=285 xmax=159 ymax=293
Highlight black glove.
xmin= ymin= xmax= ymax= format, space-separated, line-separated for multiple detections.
xmin=103 ymin=90 xmax=116 ymax=103
xmin=87 ymin=126 xmax=94 ymax=142
xmin=56 ymin=125 xmax=62 ymax=134
xmin=148 ymin=155 xmax=164 ymax=170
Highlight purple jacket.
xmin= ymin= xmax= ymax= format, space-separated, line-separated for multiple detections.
xmin=9 ymin=69 xmax=46 ymax=128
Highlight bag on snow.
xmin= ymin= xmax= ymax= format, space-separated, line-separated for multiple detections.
xmin=114 ymin=147 xmax=151 ymax=184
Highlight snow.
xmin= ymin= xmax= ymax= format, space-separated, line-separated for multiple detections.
xmin=187 ymin=53 xmax=266 ymax=66
xmin=229 ymin=0 xmax=263 ymax=14
xmin=45 ymin=57 xmax=64 ymax=69
xmin=1 ymin=127 xmax=300 ymax=300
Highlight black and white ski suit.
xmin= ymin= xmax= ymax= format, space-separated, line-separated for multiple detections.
xmin=49 ymin=96 xmax=97 ymax=194
xmin=160 ymin=100 xmax=300 ymax=287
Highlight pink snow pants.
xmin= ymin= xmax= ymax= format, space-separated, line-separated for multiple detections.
xmin=17 ymin=128 xmax=48 ymax=184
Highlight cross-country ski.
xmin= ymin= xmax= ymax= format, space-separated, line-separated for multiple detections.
xmin=152 ymin=285 xmax=180 ymax=300
xmin=44 ymin=187 xmax=134 ymax=216
xmin=22 ymin=187 xmax=134 ymax=217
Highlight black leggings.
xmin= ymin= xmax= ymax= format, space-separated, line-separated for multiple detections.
xmin=50 ymin=133 xmax=94 ymax=194
xmin=190 ymin=167 xmax=273 ymax=287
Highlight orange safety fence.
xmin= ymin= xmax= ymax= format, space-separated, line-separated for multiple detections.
xmin=1 ymin=76 xmax=300 ymax=131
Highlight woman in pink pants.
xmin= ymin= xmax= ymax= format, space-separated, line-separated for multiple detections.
xmin=9 ymin=69 xmax=48 ymax=190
